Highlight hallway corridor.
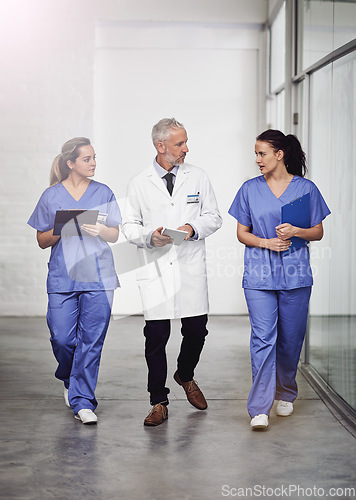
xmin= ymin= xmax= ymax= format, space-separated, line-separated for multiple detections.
xmin=1 ymin=316 xmax=355 ymax=499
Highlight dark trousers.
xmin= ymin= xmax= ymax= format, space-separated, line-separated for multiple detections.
xmin=143 ymin=314 xmax=208 ymax=405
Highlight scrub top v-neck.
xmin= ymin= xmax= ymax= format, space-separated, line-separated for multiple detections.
xmin=28 ymin=180 xmax=121 ymax=293
xmin=59 ymin=179 xmax=92 ymax=203
xmin=228 ymin=175 xmax=331 ymax=290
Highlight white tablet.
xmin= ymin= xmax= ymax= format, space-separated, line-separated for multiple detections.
xmin=162 ymin=227 xmax=189 ymax=246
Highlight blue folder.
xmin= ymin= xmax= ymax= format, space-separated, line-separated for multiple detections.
xmin=281 ymin=193 xmax=310 ymax=255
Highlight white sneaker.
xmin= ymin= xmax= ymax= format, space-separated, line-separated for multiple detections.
xmin=250 ymin=414 xmax=269 ymax=430
xmin=276 ymin=400 xmax=294 ymax=417
xmin=64 ymin=387 xmax=70 ymax=408
xmin=74 ymin=409 xmax=98 ymax=425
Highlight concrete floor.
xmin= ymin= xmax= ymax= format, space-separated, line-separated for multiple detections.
xmin=0 ymin=315 xmax=355 ymax=500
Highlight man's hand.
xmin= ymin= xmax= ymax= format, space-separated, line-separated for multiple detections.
xmin=151 ymin=226 xmax=173 ymax=247
xmin=177 ymin=224 xmax=194 ymax=241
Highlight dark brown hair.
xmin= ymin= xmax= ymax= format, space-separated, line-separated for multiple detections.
xmin=257 ymin=129 xmax=307 ymax=177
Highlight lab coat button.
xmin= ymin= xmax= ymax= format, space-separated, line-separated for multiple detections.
xmin=171 ymin=203 xmax=174 ymax=206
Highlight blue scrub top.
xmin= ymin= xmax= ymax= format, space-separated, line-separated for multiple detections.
xmin=228 ymin=175 xmax=331 ymax=290
xmin=28 ymin=180 xmax=121 ymax=293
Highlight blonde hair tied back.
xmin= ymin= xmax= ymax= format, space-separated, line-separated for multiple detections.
xmin=49 ymin=137 xmax=91 ymax=186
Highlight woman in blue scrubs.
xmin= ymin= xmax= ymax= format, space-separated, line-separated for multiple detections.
xmin=28 ymin=137 xmax=121 ymax=424
xmin=229 ymin=129 xmax=330 ymax=431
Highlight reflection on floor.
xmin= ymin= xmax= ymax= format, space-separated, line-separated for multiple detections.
xmin=309 ymin=315 xmax=356 ymax=409
xmin=1 ymin=316 xmax=355 ymax=500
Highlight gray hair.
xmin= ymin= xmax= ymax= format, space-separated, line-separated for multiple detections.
xmin=151 ymin=118 xmax=184 ymax=147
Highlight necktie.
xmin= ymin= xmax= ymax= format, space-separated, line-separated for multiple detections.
xmin=164 ymin=172 xmax=174 ymax=196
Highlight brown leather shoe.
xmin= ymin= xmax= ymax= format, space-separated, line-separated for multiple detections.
xmin=144 ymin=403 xmax=168 ymax=426
xmin=173 ymin=371 xmax=208 ymax=410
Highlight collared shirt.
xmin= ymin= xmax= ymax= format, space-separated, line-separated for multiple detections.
xmin=146 ymin=158 xmax=198 ymax=247
xmin=153 ymin=158 xmax=179 ymax=188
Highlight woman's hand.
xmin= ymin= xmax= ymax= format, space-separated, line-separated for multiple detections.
xmin=277 ymin=222 xmax=324 ymax=242
xmin=81 ymin=223 xmax=119 ymax=243
xmin=81 ymin=223 xmax=102 ymax=237
xmin=265 ymin=237 xmax=292 ymax=252
xmin=275 ymin=223 xmax=295 ymax=240
xmin=237 ymin=223 xmax=291 ymax=252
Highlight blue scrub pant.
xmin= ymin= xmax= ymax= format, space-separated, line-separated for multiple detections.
xmin=244 ymin=287 xmax=311 ymax=418
xmin=47 ymin=290 xmax=113 ymax=414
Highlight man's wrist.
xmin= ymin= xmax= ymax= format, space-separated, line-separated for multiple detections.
xmin=185 ymin=224 xmax=195 ymax=237
xmin=146 ymin=231 xmax=154 ymax=248
xmin=185 ymin=223 xmax=199 ymax=240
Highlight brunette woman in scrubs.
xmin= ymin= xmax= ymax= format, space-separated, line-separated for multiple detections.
xmin=229 ymin=129 xmax=330 ymax=431
xmin=28 ymin=138 xmax=121 ymax=424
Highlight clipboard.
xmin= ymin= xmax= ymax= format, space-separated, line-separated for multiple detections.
xmin=53 ymin=209 xmax=99 ymax=236
xmin=281 ymin=193 xmax=310 ymax=255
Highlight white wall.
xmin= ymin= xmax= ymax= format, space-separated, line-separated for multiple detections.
xmin=94 ymin=22 xmax=263 ymax=316
xmin=0 ymin=0 xmax=95 ymax=316
xmin=95 ymin=0 xmax=268 ymax=24
xmin=0 ymin=0 xmax=267 ymax=316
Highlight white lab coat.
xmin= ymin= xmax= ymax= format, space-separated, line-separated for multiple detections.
xmin=121 ymin=162 xmax=222 ymax=320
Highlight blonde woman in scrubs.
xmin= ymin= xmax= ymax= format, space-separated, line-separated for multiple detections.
xmin=229 ymin=129 xmax=330 ymax=431
xmin=28 ymin=138 xmax=121 ymax=425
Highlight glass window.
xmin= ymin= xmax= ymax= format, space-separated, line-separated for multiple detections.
xmin=302 ymin=0 xmax=334 ymax=70
xmin=308 ymin=51 xmax=356 ymax=410
xmin=333 ymin=2 xmax=356 ymax=51
xmin=270 ymin=2 xmax=286 ymax=92
xmin=327 ymin=51 xmax=356 ymax=408
xmin=299 ymin=1 xmax=356 ymax=72
xmin=308 ymin=63 xmax=332 ymax=382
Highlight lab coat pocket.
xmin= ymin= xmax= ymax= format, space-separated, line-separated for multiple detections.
xmin=136 ymin=261 xmax=157 ymax=281
xmin=184 ymin=200 xmax=201 ymax=221
xmin=136 ymin=247 xmax=171 ymax=281
xmin=185 ymin=246 xmax=207 ymax=277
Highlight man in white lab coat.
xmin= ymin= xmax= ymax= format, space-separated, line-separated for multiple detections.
xmin=122 ymin=118 xmax=222 ymax=426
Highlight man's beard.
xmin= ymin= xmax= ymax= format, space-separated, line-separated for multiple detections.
xmin=165 ymin=152 xmax=186 ymax=166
